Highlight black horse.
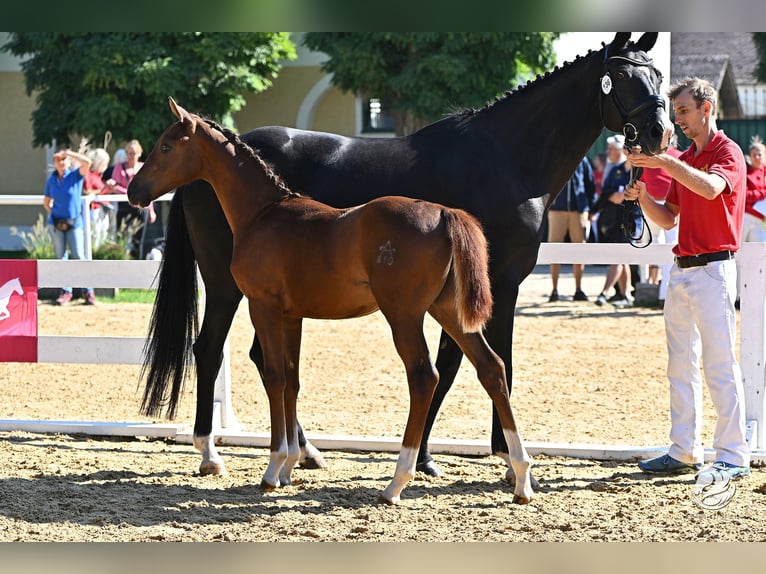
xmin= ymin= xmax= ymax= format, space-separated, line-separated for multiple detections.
xmin=140 ymin=32 xmax=670 ymax=477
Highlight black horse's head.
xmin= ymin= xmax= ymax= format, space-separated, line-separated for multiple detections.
xmin=599 ymin=32 xmax=671 ymax=155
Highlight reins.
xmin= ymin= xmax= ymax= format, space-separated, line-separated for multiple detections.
xmin=619 ymin=165 xmax=653 ymax=248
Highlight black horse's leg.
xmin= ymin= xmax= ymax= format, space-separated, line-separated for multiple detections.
xmin=416 ymin=331 xmax=463 ymax=476
xmin=191 ymin=293 xmax=241 ymax=475
xmin=248 ymin=329 xmax=327 ymax=470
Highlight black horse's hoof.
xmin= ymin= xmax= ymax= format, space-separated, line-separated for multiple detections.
xmin=299 ymin=455 xmax=327 ymax=470
xmin=416 ymin=460 xmax=443 ymax=477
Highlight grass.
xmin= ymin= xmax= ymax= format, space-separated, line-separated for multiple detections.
xmin=109 ymin=289 xmax=157 ymax=304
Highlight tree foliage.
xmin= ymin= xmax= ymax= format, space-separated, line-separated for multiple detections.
xmin=2 ymin=33 xmax=296 ymax=150
xmin=303 ymin=32 xmax=558 ymax=135
xmin=754 ymin=33 xmax=766 ymax=83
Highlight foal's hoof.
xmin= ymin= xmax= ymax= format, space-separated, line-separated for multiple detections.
xmin=199 ymin=461 xmax=227 ymax=476
xmin=260 ymin=479 xmax=278 ymax=492
xmin=378 ymin=493 xmax=399 ymax=506
xmin=505 ymin=469 xmax=540 ymax=490
xmin=416 ymin=460 xmax=443 ymax=477
xmin=512 ymin=494 xmax=533 ymax=505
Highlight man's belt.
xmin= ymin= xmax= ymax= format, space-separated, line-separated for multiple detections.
xmin=675 ymin=250 xmax=735 ymax=269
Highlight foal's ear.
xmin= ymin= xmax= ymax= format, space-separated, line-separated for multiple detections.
xmin=634 ymin=33 xmax=658 ymax=53
xmin=168 ymin=96 xmax=192 ymax=124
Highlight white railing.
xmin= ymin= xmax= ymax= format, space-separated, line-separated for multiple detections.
xmin=0 ymin=194 xmax=173 ymax=259
xmin=1 ymin=243 xmax=765 ymax=458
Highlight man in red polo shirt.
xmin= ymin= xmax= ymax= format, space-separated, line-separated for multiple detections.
xmin=625 ymin=77 xmax=750 ymax=481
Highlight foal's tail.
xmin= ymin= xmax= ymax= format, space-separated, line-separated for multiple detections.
xmin=444 ymin=209 xmax=493 ymax=332
xmin=139 ymin=190 xmax=199 ymax=418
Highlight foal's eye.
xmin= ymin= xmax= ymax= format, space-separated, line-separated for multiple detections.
xmin=160 ymin=144 xmax=171 ymax=153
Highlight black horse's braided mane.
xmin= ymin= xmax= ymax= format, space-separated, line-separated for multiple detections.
xmin=453 ymin=38 xmax=648 ymax=119
xmin=200 ymin=117 xmax=300 ymax=198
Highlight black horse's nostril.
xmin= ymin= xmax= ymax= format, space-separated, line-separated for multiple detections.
xmin=650 ymin=122 xmax=665 ymax=139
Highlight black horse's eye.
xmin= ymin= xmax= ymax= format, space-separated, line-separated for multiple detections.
xmin=615 ymin=71 xmax=627 ymax=80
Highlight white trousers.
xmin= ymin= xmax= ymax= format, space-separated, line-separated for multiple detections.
xmin=664 ymin=258 xmax=749 ymax=466
xmin=646 ymin=204 xmax=677 ymax=301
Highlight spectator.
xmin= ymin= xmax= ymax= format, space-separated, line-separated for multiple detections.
xmin=105 ymin=140 xmax=156 ymax=259
xmin=592 ymin=155 xmax=632 ymax=307
xmin=547 ymin=157 xmax=596 ymax=302
xmin=43 ymin=148 xmax=97 ymax=305
xmin=604 ymin=134 xmax=627 ymax=182
xmin=736 ymin=136 xmax=766 ymax=306
xmin=592 ymin=151 xmax=607 ymax=198
xmin=83 ymin=147 xmax=112 ymax=249
xmin=640 ymin=134 xmax=683 ymax=307
xmin=627 ymin=77 xmax=750 ymax=480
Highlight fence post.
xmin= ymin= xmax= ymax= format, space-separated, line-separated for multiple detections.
xmin=739 ymin=242 xmax=766 ymax=450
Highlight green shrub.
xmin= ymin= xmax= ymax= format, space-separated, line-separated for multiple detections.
xmin=10 ymin=214 xmax=54 ymax=259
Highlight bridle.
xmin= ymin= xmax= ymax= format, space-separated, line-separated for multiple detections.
xmin=599 ymin=45 xmax=665 ymax=248
xmin=599 ymin=47 xmax=666 ymax=148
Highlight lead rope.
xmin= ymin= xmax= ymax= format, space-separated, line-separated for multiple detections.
xmin=620 ymin=165 xmax=652 ymax=248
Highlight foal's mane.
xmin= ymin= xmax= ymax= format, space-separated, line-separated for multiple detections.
xmin=200 ymin=117 xmax=299 ymax=198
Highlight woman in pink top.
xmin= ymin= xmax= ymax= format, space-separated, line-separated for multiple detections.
xmin=104 ymin=139 xmax=156 ymax=259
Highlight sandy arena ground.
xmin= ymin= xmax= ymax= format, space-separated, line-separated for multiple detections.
xmin=2 ymin=265 xmax=765 ymax=544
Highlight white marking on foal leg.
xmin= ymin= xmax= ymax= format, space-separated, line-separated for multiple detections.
xmin=279 ymin=432 xmax=301 ymax=485
xmin=261 ymin=436 xmax=288 ymax=490
xmin=502 ymin=429 xmax=533 ymax=504
xmin=380 ymin=446 xmax=417 ymax=505
xmin=193 ymin=434 xmax=227 ymax=476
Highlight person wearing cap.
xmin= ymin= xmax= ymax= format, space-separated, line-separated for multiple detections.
xmin=546 ymin=156 xmax=595 ymax=302
xmin=625 ymin=77 xmax=750 ymax=481
xmin=604 ymin=134 xmax=627 ymax=181
xmin=43 ymin=148 xmax=97 ymax=305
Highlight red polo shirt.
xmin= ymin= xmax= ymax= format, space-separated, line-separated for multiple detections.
xmin=666 ymin=130 xmax=746 ymax=257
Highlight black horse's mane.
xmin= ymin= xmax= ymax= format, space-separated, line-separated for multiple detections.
xmin=451 ymin=45 xmax=608 ymax=120
xmin=200 ymin=117 xmax=300 ymax=198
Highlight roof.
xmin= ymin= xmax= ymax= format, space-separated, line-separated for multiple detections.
xmin=670 ymin=33 xmax=760 ymax=119
xmin=671 ymin=33 xmax=758 ymax=85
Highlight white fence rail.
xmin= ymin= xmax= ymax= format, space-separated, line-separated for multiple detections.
xmin=0 ymin=194 xmax=172 ymax=259
xmin=1 ymin=243 xmax=765 ymax=460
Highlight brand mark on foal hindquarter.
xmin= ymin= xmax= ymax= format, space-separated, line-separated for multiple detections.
xmin=377 ymin=241 xmax=396 ymax=266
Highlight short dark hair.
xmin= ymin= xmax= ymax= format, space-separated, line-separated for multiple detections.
xmin=668 ymin=77 xmax=717 ymax=114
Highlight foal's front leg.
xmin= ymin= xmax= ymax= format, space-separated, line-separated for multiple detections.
xmin=278 ymin=317 xmax=304 ymax=486
xmin=249 ymin=300 xmax=289 ymax=490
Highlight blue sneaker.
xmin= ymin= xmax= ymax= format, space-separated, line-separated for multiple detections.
xmin=638 ymin=454 xmax=702 ymax=474
xmin=696 ymin=461 xmax=750 ymax=481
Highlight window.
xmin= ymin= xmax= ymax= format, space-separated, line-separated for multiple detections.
xmin=362 ymin=97 xmax=395 ymax=133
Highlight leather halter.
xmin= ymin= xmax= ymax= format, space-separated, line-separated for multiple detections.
xmin=599 ymin=46 xmax=666 ymax=145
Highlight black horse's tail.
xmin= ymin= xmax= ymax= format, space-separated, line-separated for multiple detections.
xmin=139 ymin=190 xmax=199 ymax=419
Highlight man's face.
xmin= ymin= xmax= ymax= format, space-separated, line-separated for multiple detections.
xmin=672 ymin=89 xmax=706 ymax=141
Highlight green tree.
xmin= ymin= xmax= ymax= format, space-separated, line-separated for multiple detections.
xmin=1 ymin=32 xmax=296 ymax=149
xmin=754 ymin=33 xmax=766 ymax=83
xmin=303 ymin=32 xmax=558 ymax=135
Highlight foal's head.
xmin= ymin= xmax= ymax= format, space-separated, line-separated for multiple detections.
xmin=128 ymin=97 xmax=293 ymax=208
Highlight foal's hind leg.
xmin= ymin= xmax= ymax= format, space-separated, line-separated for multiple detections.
xmin=429 ymin=306 xmax=533 ymax=504
xmin=456 ymin=331 xmax=532 ymax=503
xmin=378 ymin=315 xmax=439 ymax=505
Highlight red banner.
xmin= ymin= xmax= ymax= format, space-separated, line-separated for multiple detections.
xmin=0 ymin=259 xmax=38 ymax=362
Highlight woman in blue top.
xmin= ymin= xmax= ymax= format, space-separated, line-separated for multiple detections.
xmin=43 ymin=148 xmax=95 ymax=305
